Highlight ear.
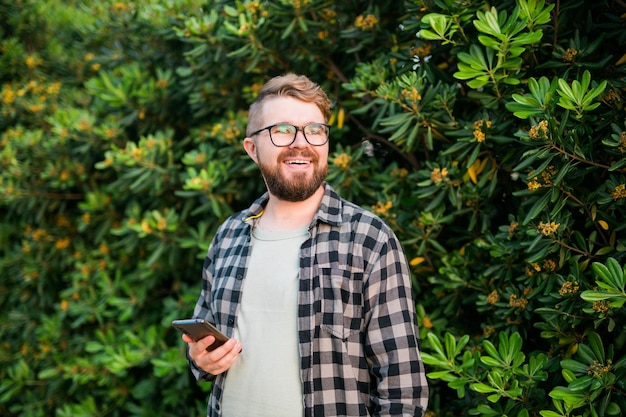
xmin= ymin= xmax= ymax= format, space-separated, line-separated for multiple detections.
xmin=243 ymin=137 xmax=259 ymax=164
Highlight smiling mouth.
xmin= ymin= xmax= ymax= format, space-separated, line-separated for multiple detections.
xmin=281 ymin=149 xmax=317 ymax=166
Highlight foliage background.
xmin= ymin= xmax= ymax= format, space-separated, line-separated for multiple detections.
xmin=1 ymin=0 xmax=625 ymax=416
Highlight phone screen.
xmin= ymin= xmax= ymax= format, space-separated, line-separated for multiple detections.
xmin=172 ymin=318 xmax=229 ymax=351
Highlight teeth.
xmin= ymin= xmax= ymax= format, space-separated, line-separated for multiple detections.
xmin=287 ymin=160 xmax=308 ymax=164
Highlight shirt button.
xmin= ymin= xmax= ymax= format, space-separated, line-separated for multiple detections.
xmin=228 ymin=319 xmax=235 ymax=325
xmin=236 ymin=274 xmax=243 ymax=280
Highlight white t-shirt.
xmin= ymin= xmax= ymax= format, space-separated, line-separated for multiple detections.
xmin=221 ymin=225 xmax=309 ymax=417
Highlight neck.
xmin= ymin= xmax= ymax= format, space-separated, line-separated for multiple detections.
xmin=259 ymin=186 xmax=324 ymax=232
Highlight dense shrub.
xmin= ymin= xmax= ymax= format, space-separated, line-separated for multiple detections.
xmin=1 ymin=0 xmax=625 ymax=416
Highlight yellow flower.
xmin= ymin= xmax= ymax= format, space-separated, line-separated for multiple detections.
xmin=392 ymin=168 xmax=409 ymax=179
xmin=483 ymin=325 xmax=496 ymax=337
xmin=543 ymin=259 xmax=557 ymax=271
xmin=473 ymin=119 xmax=492 ymax=130
xmin=486 ymin=290 xmax=499 ymax=304
xmin=105 ymin=127 xmax=118 ymax=139
xmin=473 ymin=130 xmax=486 ymax=143
xmin=321 ymin=8 xmax=337 ymax=20
xmin=131 ymin=148 xmax=143 ymax=161
xmin=55 ymin=237 xmax=70 ymax=250
xmin=508 ymin=221 xmax=519 ymax=235
xmin=333 ymin=153 xmax=351 ymax=169
xmin=112 ymin=2 xmax=129 ymax=12
xmin=60 ymin=169 xmax=70 ymax=182
xmin=56 ymin=215 xmax=70 ymax=228
xmin=372 ymin=200 xmax=393 ymax=216
xmin=422 ymin=317 xmax=433 ymax=329
xmin=430 ymin=167 xmax=448 ymax=184
xmin=618 ymin=131 xmax=626 ymax=153
xmin=318 ymin=30 xmax=330 ymax=40
xmin=559 ymin=281 xmax=579 ymax=296
xmin=527 ymin=179 xmax=541 ymax=191
xmin=409 ymin=43 xmax=432 ymax=58
xmin=611 ymin=184 xmax=626 ymax=200
xmin=355 ymin=14 xmax=379 ymax=30
xmin=141 ymin=220 xmax=152 ymax=234
xmin=509 ymin=294 xmax=528 ymax=309
xmin=563 ymin=48 xmax=579 ymax=62
xmin=60 ymin=300 xmax=69 ymax=312
xmin=2 ymin=87 xmax=16 ymax=105
xmin=26 ymin=55 xmax=39 ymax=69
xmin=401 ymin=87 xmax=421 ymax=102
xmin=538 ymin=221 xmax=560 ymax=236
xmin=27 ymin=104 xmax=45 ymax=113
xmin=157 ymin=217 xmax=167 ymax=231
xmin=592 ymin=300 xmax=610 ymax=313
xmin=247 ymin=1 xmax=260 ymax=13
xmin=32 ymin=229 xmax=48 ymax=241
xmin=588 ymin=360 xmax=613 ymax=377
xmin=529 ymin=120 xmax=549 ymax=140
xmin=224 ymin=126 xmax=240 ymax=141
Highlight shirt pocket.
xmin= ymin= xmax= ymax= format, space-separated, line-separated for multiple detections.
xmin=320 ymin=267 xmax=364 ymax=340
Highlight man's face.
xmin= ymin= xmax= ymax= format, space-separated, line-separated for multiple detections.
xmin=244 ymin=96 xmax=329 ymax=202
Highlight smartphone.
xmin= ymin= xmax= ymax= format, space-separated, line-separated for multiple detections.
xmin=172 ymin=318 xmax=229 ymax=351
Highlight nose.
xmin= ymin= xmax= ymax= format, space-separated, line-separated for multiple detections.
xmin=290 ymin=128 xmax=309 ymax=147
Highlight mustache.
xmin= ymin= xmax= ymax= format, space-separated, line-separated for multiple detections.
xmin=278 ymin=149 xmax=318 ymax=162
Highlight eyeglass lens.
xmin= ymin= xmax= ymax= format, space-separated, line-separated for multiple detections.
xmin=269 ymin=124 xmax=329 ymax=146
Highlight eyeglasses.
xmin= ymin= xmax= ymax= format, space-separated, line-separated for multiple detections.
xmin=249 ymin=123 xmax=331 ymax=147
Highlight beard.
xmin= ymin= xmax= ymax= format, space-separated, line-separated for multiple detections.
xmin=257 ymin=149 xmax=328 ymax=202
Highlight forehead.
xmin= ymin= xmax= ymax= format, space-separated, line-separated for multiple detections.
xmin=259 ymin=96 xmax=325 ymax=125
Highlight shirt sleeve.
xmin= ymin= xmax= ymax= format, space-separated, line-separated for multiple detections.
xmin=364 ymin=231 xmax=429 ymax=416
xmin=187 ymin=240 xmax=218 ymax=382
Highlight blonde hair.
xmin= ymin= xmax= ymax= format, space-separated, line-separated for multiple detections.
xmin=247 ymin=74 xmax=331 ymax=136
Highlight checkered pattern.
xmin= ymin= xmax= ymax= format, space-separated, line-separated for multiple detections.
xmin=189 ymin=183 xmax=428 ymax=416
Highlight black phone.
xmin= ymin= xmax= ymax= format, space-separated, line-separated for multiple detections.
xmin=172 ymin=318 xmax=229 ymax=351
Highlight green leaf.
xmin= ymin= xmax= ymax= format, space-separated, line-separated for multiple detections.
xmin=561 ymin=359 xmax=588 ymax=374
xmin=567 ymin=375 xmax=594 ymax=391
xmin=586 ymin=332 xmax=605 ymax=363
xmin=425 ymin=332 xmax=446 ymax=359
xmin=522 ymin=191 xmax=552 ymax=225
xmin=471 ymin=382 xmax=497 ymax=393
xmin=38 ymin=367 xmax=60 ymax=379
xmin=481 ymin=356 xmax=502 ymax=367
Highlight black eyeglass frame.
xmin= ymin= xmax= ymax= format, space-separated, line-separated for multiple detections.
xmin=249 ymin=123 xmax=331 ymax=147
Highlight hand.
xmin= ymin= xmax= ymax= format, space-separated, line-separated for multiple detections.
xmin=182 ymin=333 xmax=242 ymax=375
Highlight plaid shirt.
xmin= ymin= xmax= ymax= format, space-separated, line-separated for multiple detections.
xmin=190 ymin=183 xmax=429 ymax=416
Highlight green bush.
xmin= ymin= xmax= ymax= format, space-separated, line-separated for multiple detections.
xmin=1 ymin=0 xmax=625 ymax=416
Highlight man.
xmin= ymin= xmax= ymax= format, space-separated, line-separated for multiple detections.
xmin=183 ymin=73 xmax=429 ymax=416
